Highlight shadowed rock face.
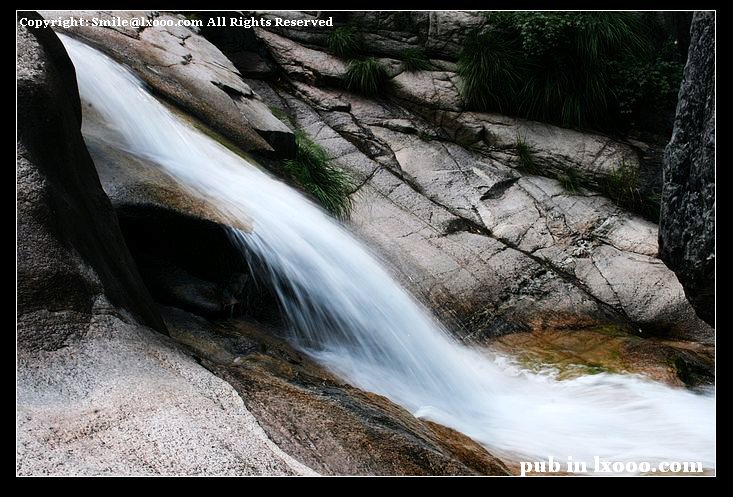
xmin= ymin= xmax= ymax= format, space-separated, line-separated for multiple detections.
xmin=660 ymin=12 xmax=716 ymax=326
xmin=17 ymin=11 xmax=166 ymax=348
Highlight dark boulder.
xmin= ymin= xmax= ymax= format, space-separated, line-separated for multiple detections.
xmin=659 ymin=12 xmax=715 ymax=326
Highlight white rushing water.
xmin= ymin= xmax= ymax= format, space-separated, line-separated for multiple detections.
xmin=61 ymin=34 xmax=715 ymax=471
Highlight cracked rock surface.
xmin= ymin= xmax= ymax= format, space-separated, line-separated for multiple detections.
xmin=247 ymin=77 xmax=710 ymax=342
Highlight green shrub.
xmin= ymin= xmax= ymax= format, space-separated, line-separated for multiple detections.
xmin=344 ymin=58 xmax=389 ymax=96
xmin=284 ymin=131 xmax=354 ymax=218
xmin=458 ymin=29 xmax=525 ymax=113
xmin=458 ymin=12 xmax=685 ymax=131
xmin=611 ymin=49 xmax=684 ymax=119
xmin=327 ymin=26 xmax=362 ymax=57
xmin=400 ymin=48 xmax=430 ymax=71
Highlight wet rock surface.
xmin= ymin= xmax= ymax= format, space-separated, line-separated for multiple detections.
xmin=19 ymin=9 xmax=715 ymax=475
xmin=245 ymin=78 xmax=711 ymax=343
xmin=162 ymin=306 xmax=510 ymax=475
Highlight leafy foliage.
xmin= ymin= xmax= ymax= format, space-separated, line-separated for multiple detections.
xmin=327 ymin=26 xmax=362 ymax=57
xmin=344 ymin=58 xmax=389 ymax=96
xmin=284 ymin=131 xmax=354 ymax=218
xmin=458 ymin=12 xmax=685 ymax=131
xmin=400 ymin=48 xmax=431 ymax=71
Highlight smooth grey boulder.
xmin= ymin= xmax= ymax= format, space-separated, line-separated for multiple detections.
xmin=425 ymin=11 xmax=487 ymax=59
xmin=659 ymin=12 xmax=715 ymax=326
xmin=255 ymin=28 xmax=347 ymax=84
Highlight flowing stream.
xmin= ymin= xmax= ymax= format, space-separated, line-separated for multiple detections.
xmin=61 ymin=34 xmax=715 ymax=471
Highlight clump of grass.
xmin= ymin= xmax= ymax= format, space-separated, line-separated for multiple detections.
xmin=557 ymin=167 xmax=581 ymax=194
xmin=400 ymin=48 xmax=430 ymax=71
xmin=601 ymin=159 xmax=640 ymax=207
xmin=344 ymin=58 xmax=389 ymax=96
xmin=327 ymin=26 xmax=362 ymax=57
xmin=458 ymin=28 xmax=525 ymax=113
xmin=514 ymin=133 xmax=537 ymax=172
xmin=283 ymin=131 xmax=354 ymax=218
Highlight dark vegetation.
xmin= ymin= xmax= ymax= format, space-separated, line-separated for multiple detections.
xmin=327 ymin=26 xmax=363 ymax=57
xmin=283 ymin=130 xmax=354 ymax=218
xmin=400 ymin=48 xmax=431 ymax=71
xmin=344 ymin=58 xmax=389 ymax=96
xmin=458 ymin=12 xmax=686 ymax=132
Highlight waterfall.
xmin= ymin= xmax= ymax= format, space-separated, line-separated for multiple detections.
xmin=60 ymin=34 xmax=715 ymax=470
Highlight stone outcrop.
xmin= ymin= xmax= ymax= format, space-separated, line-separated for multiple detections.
xmin=16 ymin=12 xmax=314 ymax=476
xmin=659 ymin=12 xmax=716 ymax=326
xmin=18 ymin=8 xmax=716 ymax=475
xmin=16 ymin=13 xmax=298 ymax=476
xmin=248 ymin=79 xmax=711 ymax=342
xmin=42 ymin=10 xmax=294 ymax=157
xmin=18 ymin=13 xmax=514 ymax=475
xmin=17 ymin=11 xmax=165 ymax=348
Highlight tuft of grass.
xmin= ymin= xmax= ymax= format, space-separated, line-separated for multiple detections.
xmin=557 ymin=167 xmax=581 ymax=194
xmin=400 ymin=48 xmax=430 ymax=71
xmin=344 ymin=58 xmax=389 ymax=97
xmin=458 ymin=28 xmax=525 ymax=113
xmin=514 ymin=133 xmax=537 ymax=172
xmin=327 ymin=26 xmax=362 ymax=57
xmin=283 ymin=131 xmax=354 ymax=218
xmin=600 ymin=159 xmax=641 ymax=207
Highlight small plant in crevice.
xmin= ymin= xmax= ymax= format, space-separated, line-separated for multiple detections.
xmin=344 ymin=58 xmax=389 ymax=97
xmin=283 ymin=131 xmax=354 ymax=218
xmin=514 ymin=134 xmax=537 ymax=173
xmin=638 ymin=191 xmax=662 ymax=223
xmin=327 ymin=26 xmax=362 ymax=57
xmin=557 ymin=167 xmax=581 ymax=194
xmin=400 ymin=48 xmax=430 ymax=71
xmin=599 ymin=159 xmax=641 ymax=208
